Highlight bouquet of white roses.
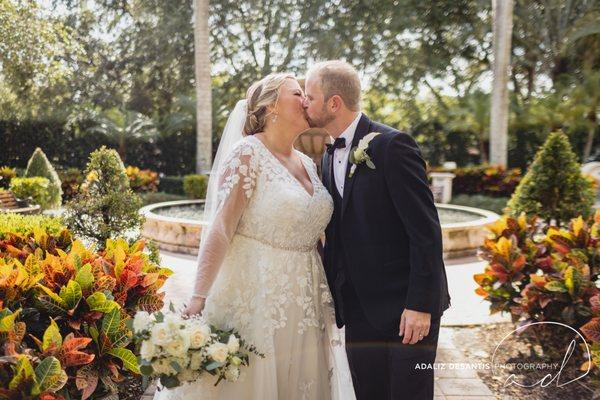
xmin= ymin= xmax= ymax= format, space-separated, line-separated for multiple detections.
xmin=131 ymin=307 xmax=262 ymax=388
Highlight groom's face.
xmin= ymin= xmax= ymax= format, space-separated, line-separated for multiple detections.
xmin=303 ymin=76 xmax=335 ymax=129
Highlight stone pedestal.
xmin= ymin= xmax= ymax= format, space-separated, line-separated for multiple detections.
xmin=430 ymin=172 xmax=456 ymax=204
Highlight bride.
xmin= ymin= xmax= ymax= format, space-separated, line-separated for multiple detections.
xmin=154 ymin=73 xmax=354 ymax=399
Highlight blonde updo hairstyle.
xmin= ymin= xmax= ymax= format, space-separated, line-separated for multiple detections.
xmin=243 ymin=72 xmax=295 ymax=136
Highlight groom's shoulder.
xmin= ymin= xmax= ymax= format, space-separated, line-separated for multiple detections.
xmin=368 ymin=119 xmax=416 ymax=147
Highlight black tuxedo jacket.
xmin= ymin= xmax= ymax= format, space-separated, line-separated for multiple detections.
xmin=321 ymin=113 xmax=451 ymax=334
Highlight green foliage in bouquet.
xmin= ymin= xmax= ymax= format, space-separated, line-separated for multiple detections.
xmin=507 ymin=131 xmax=595 ymax=226
xmin=183 ymin=174 xmax=208 ymax=199
xmin=475 ymin=211 xmax=600 ymax=328
xmin=126 ymin=166 xmax=159 ymax=193
xmin=132 ymin=308 xmax=263 ymax=390
xmin=0 ymin=166 xmax=17 ymax=190
xmin=0 ymin=226 xmax=172 ymax=399
xmin=63 ymin=146 xmax=143 ymax=249
xmin=9 ymin=177 xmax=52 ymax=209
xmin=24 ymin=148 xmax=63 ymax=209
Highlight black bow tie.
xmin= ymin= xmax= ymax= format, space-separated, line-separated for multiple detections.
xmin=326 ymin=137 xmax=346 ymax=155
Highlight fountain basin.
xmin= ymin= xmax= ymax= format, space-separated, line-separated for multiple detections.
xmin=140 ymin=200 xmax=499 ymax=258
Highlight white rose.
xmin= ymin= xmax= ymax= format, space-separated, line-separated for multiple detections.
xmin=150 ymin=323 xmax=171 ymax=346
xmin=224 ymin=365 xmax=240 ymax=381
xmin=207 ymin=342 xmax=229 ymax=363
xmin=226 ymin=334 xmax=240 ymax=354
xmin=133 ymin=311 xmax=153 ymax=333
xmin=150 ymin=322 xmax=172 ymax=346
xmin=140 ymin=340 xmax=156 ymax=360
xmin=165 ymin=333 xmax=190 ymax=358
xmin=188 ymin=324 xmax=211 ymax=349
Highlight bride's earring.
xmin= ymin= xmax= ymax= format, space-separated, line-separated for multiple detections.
xmin=272 ymin=114 xmax=278 ymax=123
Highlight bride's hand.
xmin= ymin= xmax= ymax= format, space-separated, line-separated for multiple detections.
xmin=183 ymin=297 xmax=206 ymax=317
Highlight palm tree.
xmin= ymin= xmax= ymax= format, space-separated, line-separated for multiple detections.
xmin=88 ymin=108 xmax=158 ymax=163
xmin=490 ymin=0 xmax=514 ymax=167
xmin=194 ymin=0 xmax=212 ymax=173
xmin=561 ymin=70 xmax=600 ymax=161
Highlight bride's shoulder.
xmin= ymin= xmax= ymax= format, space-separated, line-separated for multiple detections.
xmin=229 ymin=135 xmax=262 ymax=156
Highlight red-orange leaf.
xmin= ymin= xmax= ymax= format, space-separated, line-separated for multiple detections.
xmin=581 ymin=317 xmax=600 ymax=343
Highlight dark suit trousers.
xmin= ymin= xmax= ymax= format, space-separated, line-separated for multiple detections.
xmin=342 ymin=283 xmax=441 ymax=400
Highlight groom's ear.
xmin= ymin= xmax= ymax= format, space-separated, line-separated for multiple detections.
xmin=328 ymin=95 xmax=344 ymax=113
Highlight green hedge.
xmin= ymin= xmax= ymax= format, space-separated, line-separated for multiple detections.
xmin=158 ymin=176 xmax=185 ymax=195
xmin=0 ymin=120 xmax=195 ymax=175
xmin=0 ymin=213 xmax=65 ymax=239
xmin=183 ymin=174 xmax=208 ymax=199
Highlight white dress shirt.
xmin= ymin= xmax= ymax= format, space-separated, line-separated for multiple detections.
xmin=332 ymin=113 xmax=362 ymax=197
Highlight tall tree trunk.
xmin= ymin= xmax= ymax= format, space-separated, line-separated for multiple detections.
xmin=194 ymin=0 xmax=212 ymax=174
xmin=583 ymin=109 xmax=597 ymax=161
xmin=490 ymin=0 xmax=514 ymax=168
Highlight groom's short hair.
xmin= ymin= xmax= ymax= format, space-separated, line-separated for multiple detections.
xmin=307 ymin=60 xmax=361 ymax=111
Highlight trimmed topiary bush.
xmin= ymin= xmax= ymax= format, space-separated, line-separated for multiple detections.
xmin=507 ymin=131 xmax=595 ymax=226
xmin=24 ymin=148 xmax=63 ymax=209
xmin=183 ymin=174 xmax=208 ymax=199
xmin=9 ymin=177 xmax=52 ymax=209
xmin=63 ymin=146 xmax=143 ymax=249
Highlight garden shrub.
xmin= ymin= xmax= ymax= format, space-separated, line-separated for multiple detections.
xmin=158 ymin=176 xmax=185 ymax=195
xmin=0 ymin=166 xmax=17 ymax=189
xmin=64 ymin=146 xmax=143 ymax=249
xmin=430 ymin=164 xmax=521 ymax=198
xmin=24 ymin=148 xmax=63 ymax=209
xmin=507 ymin=131 xmax=595 ymax=225
xmin=183 ymin=174 xmax=208 ymax=199
xmin=475 ymin=211 xmax=599 ymax=328
xmin=9 ymin=177 xmax=52 ymax=209
xmin=126 ymin=166 xmax=159 ymax=193
xmin=0 ymin=228 xmax=172 ymax=399
xmin=57 ymin=167 xmax=84 ymax=202
xmin=0 ymin=213 xmax=65 ymax=239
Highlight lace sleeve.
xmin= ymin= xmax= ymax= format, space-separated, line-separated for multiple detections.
xmin=191 ymin=140 xmax=259 ymax=297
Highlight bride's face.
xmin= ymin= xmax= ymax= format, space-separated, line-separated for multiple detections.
xmin=302 ymin=75 xmax=335 ymax=129
xmin=271 ymin=78 xmax=309 ymax=132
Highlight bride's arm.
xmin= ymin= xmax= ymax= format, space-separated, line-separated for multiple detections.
xmin=185 ymin=143 xmax=258 ymax=315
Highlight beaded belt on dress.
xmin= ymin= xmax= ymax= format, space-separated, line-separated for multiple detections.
xmin=236 ymin=232 xmax=314 ymax=252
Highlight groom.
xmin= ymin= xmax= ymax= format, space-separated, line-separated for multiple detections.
xmin=303 ymin=60 xmax=451 ymax=400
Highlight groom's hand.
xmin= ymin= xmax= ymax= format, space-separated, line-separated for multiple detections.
xmin=399 ymin=309 xmax=431 ymax=344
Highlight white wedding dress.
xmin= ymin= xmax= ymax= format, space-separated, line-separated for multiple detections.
xmin=154 ymin=135 xmax=354 ymax=400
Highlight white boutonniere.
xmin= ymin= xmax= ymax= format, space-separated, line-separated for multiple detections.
xmin=348 ymin=132 xmax=381 ymax=177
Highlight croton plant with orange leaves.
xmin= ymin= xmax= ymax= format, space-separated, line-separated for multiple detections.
xmin=475 ymin=210 xmax=600 ymax=375
xmin=475 ymin=210 xmax=600 ymax=326
xmin=0 ymin=227 xmax=172 ymax=399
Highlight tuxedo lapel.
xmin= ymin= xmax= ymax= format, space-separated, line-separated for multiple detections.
xmin=341 ymin=113 xmax=371 ymax=217
xmin=322 ymin=150 xmax=333 ymax=194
